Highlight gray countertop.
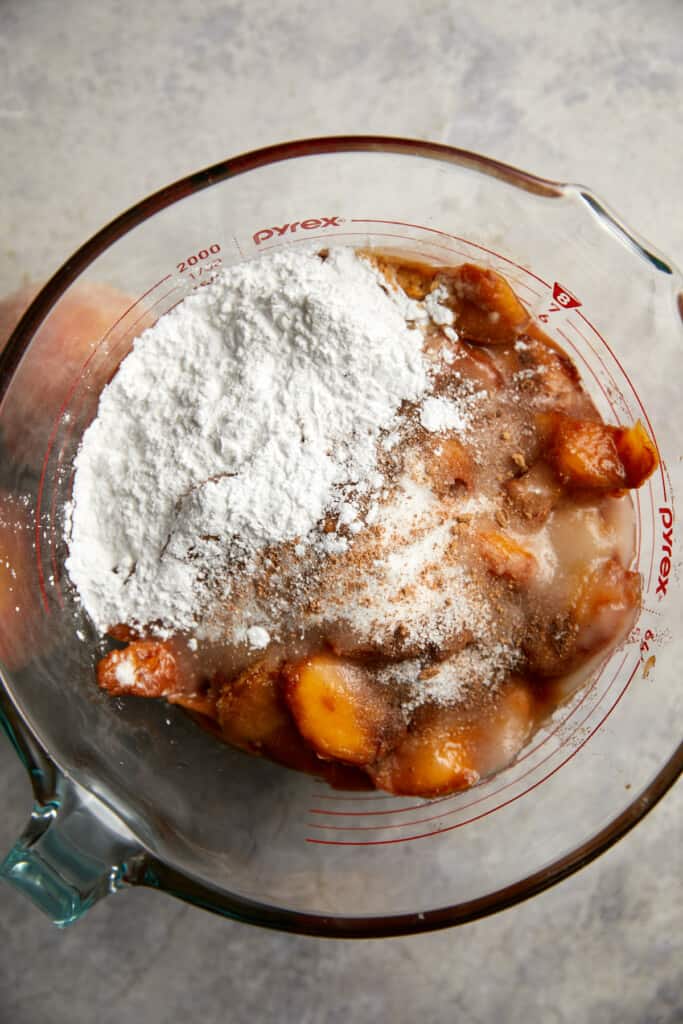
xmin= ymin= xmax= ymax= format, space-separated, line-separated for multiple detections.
xmin=1 ymin=2 xmax=681 ymax=1021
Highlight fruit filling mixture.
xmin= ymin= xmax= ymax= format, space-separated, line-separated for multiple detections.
xmin=66 ymin=247 xmax=658 ymax=796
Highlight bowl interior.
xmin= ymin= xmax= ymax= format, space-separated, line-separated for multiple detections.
xmin=1 ymin=141 xmax=681 ymax=928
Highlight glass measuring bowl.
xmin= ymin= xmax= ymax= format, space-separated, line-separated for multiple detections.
xmin=0 ymin=137 xmax=681 ymax=936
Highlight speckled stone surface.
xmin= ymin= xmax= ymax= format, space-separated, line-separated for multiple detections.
xmin=1 ymin=2 xmax=681 ymax=1021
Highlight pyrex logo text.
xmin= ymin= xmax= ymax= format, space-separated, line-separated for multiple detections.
xmin=253 ymin=217 xmax=343 ymax=246
xmin=656 ymin=506 xmax=674 ymax=598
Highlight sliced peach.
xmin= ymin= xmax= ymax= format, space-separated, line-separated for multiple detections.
xmin=394 ymin=263 xmax=439 ymax=300
xmin=477 ymin=529 xmax=537 ymax=585
xmin=524 ymin=558 xmax=641 ymax=677
xmin=522 ymin=614 xmax=580 ymax=678
xmin=505 ymin=462 xmax=563 ymax=524
xmin=535 ymin=353 xmax=583 ymax=412
xmin=217 ymin=660 xmax=290 ymax=754
xmin=463 ymin=342 xmax=506 ymax=387
xmin=614 ymin=420 xmax=659 ymax=488
xmin=366 ymin=253 xmax=439 ymax=300
xmin=519 ymin=327 xmax=585 ymax=413
xmin=478 ymin=682 xmax=535 ymax=776
xmin=283 ymin=653 xmax=402 ymax=765
xmin=217 ymin=658 xmax=371 ymax=785
xmin=168 ymin=682 xmax=220 ymax=720
xmin=217 ymin=660 xmax=312 ymax=764
xmin=572 ymin=556 xmax=641 ymax=639
xmin=539 ymin=413 xmax=626 ymax=492
xmin=98 ymin=636 xmax=220 ymax=715
xmin=438 ymin=340 xmax=504 ymax=391
xmin=370 ymin=711 xmax=480 ymax=796
xmin=424 ymin=437 xmax=475 ymax=496
xmin=524 ymin=321 xmax=557 ymax=348
xmin=370 ymin=681 xmax=534 ymax=796
xmin=539 ymin=412 xmax=658 ymax=493
xmin=97 ymin=640 xmax=180 ymax=697
xmin=107 ymin=623 xmax=141 ymax=643
xmin=446 ymin=264 xmax=529 ymax=344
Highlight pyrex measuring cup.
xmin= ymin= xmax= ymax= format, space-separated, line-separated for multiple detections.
xmin=0 ymin=137 xmax=681 ymax=937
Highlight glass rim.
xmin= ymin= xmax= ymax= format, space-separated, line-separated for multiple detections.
xmin=3 ymin=132 xmax=680 ymax=397
xmin=1 ymin=134 xmax=681 ymax=937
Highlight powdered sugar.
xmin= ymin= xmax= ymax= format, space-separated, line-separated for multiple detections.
xmin=376 ymin=641 xmax=520 ymax=715
xmin=114 ymin=659 xmax=136 ymax=689
xmin=246 ymin=626 xmax=271 ymax=650
xmin=66 ymin=248 xmax=429 ymax=638
xmin=419 ymin=384 xmax=487 ymax=434
xmin=424 ymin=284 xmax=455 ymax=326
xmin=314 ymin=474 xmax=493 ymax=657
xmin=420 ymin=395 xmax=472 ymax=434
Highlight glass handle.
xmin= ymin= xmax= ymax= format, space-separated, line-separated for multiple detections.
xmin=1 ymin=780 xmax=143 ymax=927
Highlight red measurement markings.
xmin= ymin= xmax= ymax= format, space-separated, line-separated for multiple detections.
xmin=308 ymin=646 xmax=617 ymax=819
xmin=313 ymin=791 xmax=411 ymax=803
xmin=563 ymin=319 xmax=636 ymax=420
xmin=503 ymin=276 xmax=544 ymax=301
xmin=537 ymin=282 xmax=582 ymax=324
xmin=639 ymin=628 xmax=656 ymax=662
xmin=176 ymin=243 xmax=222 ymax=273
xmin=306 ymin=657 xmax=639 ymax=846
xmin=308 ymin=654 xmax=626 ymax=834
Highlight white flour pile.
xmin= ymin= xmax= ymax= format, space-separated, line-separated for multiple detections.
xmin=67 ymin=248 xmax=442 ymax=637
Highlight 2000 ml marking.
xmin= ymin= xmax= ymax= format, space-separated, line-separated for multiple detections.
xmin=177 ymin=243 xmax=222 ymax=279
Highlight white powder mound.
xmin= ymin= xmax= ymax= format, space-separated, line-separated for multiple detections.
xmin=420 ymin=385 xmax=488 ymax=435
xmin=66 ymin=248 xmax=429 ymax=637
xmin=424 ymin=284 xmax=455 ymax=326
xmin=246 ymin=625 xmax=270 ymax=650
xmin=420 ymin=395 xmax=472 ymax=434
